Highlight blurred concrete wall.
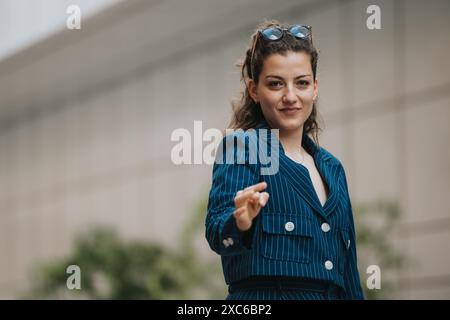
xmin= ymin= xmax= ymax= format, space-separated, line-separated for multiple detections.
xmin=0 ymin=0 xmax=449 ymax=298
xmin=0 ymin=0 xmax=121 ymax=60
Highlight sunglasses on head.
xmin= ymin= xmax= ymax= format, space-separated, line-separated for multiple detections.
xmin=249 ymin=24 xmax=312 ymax=79
xmin=260 ymin=25 xmax=312 ymax=41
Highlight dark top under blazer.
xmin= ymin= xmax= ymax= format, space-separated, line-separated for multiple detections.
xmin=205 ymin=121 xmax=364 ymax=300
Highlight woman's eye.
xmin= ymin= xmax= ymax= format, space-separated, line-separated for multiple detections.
xmin=297 ymin=80 xmax=310 ymax=86
xmin=268 ymin=81 xmax=283 ymax=88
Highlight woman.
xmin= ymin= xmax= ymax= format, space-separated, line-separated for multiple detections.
xmin=205 ymin=20 xmax=364 ymax=300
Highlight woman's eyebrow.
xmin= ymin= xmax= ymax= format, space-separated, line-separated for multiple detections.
xmin=265 ymin=74 xmax=312 ymax=79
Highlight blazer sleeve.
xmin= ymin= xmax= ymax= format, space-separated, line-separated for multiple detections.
xmin=205 ymin=132 xmax=260 ymax=256
xmin=340 ymin=166 xmax=365 ymax=300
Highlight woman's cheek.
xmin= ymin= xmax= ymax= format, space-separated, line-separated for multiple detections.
xmin=261 ymin=97 xmax=278 ymax=111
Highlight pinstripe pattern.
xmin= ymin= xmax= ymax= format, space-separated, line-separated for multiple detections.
xmin=205 ymin=120 xmax=364 ymax=300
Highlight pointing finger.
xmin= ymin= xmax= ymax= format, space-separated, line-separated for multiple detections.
xmin=244 ymin=181 xmax=267 ymax=193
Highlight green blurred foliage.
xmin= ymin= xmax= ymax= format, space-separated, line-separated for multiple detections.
xmin=25 ymin=193 xmax=225 ymax=299
xmin=353 ymin=199 xmax=406 ymax=299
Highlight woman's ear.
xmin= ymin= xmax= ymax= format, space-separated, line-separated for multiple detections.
xmin=247 ymin=79 xmax=259 ymax=103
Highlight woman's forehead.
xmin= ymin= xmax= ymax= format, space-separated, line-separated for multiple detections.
xmin=261 ymin=52 xmax=312 ymax=76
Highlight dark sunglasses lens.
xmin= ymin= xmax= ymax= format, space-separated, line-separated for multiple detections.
xmin=289 ymin=25 xmax=310 ymax=39
xmin=261 ymin=27 xmax=283 ymax=41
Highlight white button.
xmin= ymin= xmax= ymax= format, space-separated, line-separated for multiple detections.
xmin=222 ymin=239 xmax=229 ymax=247
xmin=285 ymin=221 xmax=295 ymax=232
xmin=347 ymin=239 xmax=351 ymax=249
xmin=227 ymin=237 xmax=234 ymax=246
xmin=321 ymin=223 xmax=330 ymax=233
xmin=325 ymin=260 xmax=334 ymax=270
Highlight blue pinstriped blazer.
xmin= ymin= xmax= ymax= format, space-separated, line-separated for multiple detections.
xmin=205 ymin=120 xmax=364 ymax=299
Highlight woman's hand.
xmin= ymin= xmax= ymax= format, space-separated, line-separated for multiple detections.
xmin=233 ymin=182 xmax=269 ymax=232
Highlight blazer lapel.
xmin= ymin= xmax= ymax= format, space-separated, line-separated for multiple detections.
xmin=279 ymin=152 xmax=328 ymax=220
xmin=314 ymin=150 xmax=340 ymax=217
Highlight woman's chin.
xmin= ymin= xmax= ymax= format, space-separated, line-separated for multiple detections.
xmin=278 ymin=119 xmax=304 ymax=133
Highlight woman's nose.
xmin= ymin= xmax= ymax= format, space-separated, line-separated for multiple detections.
xmin=282 ymin=86 xmax=297 ymax=104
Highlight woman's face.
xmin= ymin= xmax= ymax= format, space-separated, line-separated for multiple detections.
xmin=249 ymin=51 xmax=318 ymax=134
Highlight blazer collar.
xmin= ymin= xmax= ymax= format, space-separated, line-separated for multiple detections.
xmin=256 ymin=119 xmax=340 ymax=221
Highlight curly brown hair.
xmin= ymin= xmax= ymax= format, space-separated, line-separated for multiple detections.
xmin=229 ymin=19 xmax=322 ymax=144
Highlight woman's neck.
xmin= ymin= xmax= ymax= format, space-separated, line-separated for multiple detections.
xmin=279 ymin=126 xmax=304 ymax=154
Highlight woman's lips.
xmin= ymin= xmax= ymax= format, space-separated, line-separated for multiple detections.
xmin=279 ymin=107 xmax=301 ymax=115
